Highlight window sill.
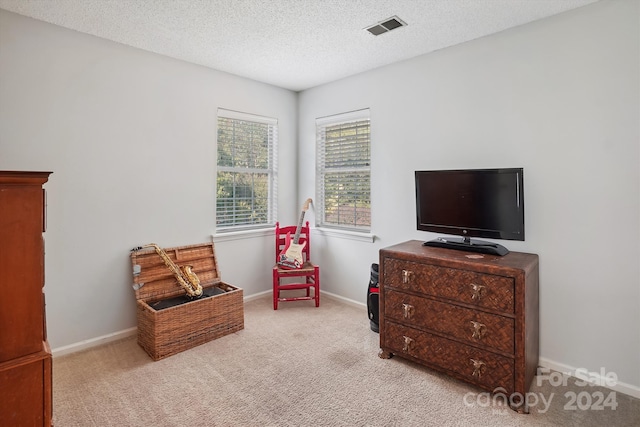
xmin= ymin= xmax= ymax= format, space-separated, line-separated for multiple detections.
xmin=213 ymin=227 xmax=375 ymax=243
xmin=312 ymin=227 xmax=375 ymax=243
xmin=212 ymin=227 xmax=274 ymax=242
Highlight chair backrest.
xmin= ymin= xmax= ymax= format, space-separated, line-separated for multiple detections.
xmin=275 ymin=221 xmax=311 ymax=263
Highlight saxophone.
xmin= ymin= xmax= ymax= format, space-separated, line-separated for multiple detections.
xmin=132 ymin=243 xmax=203 ymax=298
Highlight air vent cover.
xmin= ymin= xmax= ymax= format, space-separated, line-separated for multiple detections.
xmin=365 ymin=16 xmax=407 ymax=36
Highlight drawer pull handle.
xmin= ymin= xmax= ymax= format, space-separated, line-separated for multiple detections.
xmin=470 ymin=321 xmax=487 ymax=340
xmin=402 ymin=335 xmax=414 ymax=352
xmin=402 ymin=303 xmax=414 ymax=319
xmin=401 ymin=270 xmax=413 ymax=284
xmin=470 ymin=358 xmax=486 ymax=378
xmin=470 ymin=283 xmax=485 ymax=301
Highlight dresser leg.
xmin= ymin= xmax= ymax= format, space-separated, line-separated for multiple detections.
xmin=510 ymin=396 xmax=529 ymax=414
xmin=378 ymin=349 xmax=393 ymax=359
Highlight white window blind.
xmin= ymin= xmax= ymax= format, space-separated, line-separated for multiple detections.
xmin=216 ymin=109 xmax=278 ymax=231
xmin=316 ymin=109 xmax=371 ymax=231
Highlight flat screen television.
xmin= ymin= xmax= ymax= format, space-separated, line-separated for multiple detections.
xmin=415 ymin=168 xmax=524 ymax=256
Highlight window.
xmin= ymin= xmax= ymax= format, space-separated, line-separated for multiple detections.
xmin=316 ymin=109 xmax=371 ymax=231
xmin=216 ymin=109 xmax=277 ymax=231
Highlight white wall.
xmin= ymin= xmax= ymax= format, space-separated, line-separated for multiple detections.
xmin=0 ymin=10 xmax=298 ymax=350
xmin=299 ymin=0 xmax=639 ymax=391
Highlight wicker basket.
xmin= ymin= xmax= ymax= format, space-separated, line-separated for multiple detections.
xmin=130 ymin=242 xmax=244 ymax=360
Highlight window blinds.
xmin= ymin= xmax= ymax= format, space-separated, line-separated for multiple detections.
xmin=216 ymin=109 xmax=278 ymax=230
xmin=316 ymin=109 xmax=371 ymax=230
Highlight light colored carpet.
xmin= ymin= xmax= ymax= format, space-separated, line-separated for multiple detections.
xmin=52 ymin=294 xmax=639 ymax=426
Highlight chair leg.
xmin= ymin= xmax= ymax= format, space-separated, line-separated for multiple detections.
xmin=272 ymin=269 xmax=278 ymax=310
xmin=314 ymin=267 xmax=320 ymax=307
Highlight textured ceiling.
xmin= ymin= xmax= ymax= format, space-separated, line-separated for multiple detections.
xmin=0 ymin=0 xmax=598 ymax=91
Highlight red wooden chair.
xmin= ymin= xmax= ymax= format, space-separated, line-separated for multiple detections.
xmin=272 ymin=221 xmax=320 ymax=310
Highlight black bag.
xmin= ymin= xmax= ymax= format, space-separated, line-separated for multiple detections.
xmin=367 ymin=263 xmax=380 ymax=333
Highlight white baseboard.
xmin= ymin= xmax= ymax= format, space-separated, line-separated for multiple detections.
xmin=246 ymin=287 xmax=367 ymax=309
xmin=321 ymin=290 xmax=366 ymax=309
xmin=52 ymin=327 xmax=137 ymax=358
xmin=243 ymin=289 xmax=272 ymax=301
xmin=539 ymin=357 xmax=640 ymax=399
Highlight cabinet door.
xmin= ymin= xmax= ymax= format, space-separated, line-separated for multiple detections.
xmin=0 ymin=184 xmax=45 ymax=362
xmin=0 ymin=355 xmax=51 ymax=426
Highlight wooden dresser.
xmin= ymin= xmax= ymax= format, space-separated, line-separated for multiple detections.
xmin=379 ymin=240 xmax=538 ymax=413
xmin=0 ymin=171 xmax=53 ymax=426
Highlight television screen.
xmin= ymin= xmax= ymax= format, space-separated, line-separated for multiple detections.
xmin=415 ymin=168 xmax=524 ymax=245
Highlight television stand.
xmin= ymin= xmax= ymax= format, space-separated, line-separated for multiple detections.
xmin=423 ymin=236 xmax=509 ymax=256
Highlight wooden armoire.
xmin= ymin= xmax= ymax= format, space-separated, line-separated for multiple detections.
xmin=0 ymin=171 xmax=53 ymax=426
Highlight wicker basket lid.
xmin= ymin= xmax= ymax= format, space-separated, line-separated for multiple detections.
xmin=130 ymin=242 xmax=221 ymax=301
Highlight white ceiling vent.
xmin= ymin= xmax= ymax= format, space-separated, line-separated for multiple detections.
xmin=365 ymin=16 xmax=407 ymax=36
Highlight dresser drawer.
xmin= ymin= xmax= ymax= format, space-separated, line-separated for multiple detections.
xmin=383 ymin=258 xmax=514 ymax=313
xmin=384 ymin=289 xmax=514 ymax=354
xmin=383 ymin=320 xmax=514 ymax=393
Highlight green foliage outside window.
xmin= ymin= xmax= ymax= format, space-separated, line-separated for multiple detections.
xmin=216 ymin=116 xmax=274 ymax=228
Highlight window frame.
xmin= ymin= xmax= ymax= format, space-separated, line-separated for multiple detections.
xmin=215 ymin=108 xmax=278 ymax=233
xmin=315 ymin=108 xmax=371 ymax=233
